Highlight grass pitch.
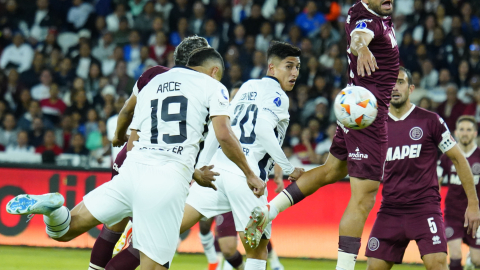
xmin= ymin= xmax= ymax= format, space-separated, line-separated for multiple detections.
xmin=0 ymin=246 xmax=424 ymax=270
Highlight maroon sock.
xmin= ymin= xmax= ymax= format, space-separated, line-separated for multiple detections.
xmin=226 ymin=251 xmax=243 ymax=268
xmin=284 ymin=182 xmax=305 ymax=205
xmin=214 ymin=237 xmax=221 ymax=252
xmin=105 ymin=244 xmax=140 ymax=270
xmin=450 ymin=259 xmax=462 ymax=270
xmin=89 ymin=226 xmax=122 ymax=269
xmin=267 ymin=241 xmax=272 ymax=253
xmin=338 ymin=236 xmax=361 ymax=255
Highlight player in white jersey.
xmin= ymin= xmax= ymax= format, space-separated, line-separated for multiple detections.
xmin=6 ymin=47 xmax=265 ymax=270
xmin=180 ymin=41 xmax=305 ymax=270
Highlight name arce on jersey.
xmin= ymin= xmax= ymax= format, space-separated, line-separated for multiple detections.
xmin=386 ymin=144 xmax=422 ymax=161
xmin=157 ymin=82 xmax=181 ymax=93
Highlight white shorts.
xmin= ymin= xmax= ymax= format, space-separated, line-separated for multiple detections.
xmin=185 ymin=168 xmax=271 ymax=239
xmin=84 ymin=158 xmax=190 ymax=267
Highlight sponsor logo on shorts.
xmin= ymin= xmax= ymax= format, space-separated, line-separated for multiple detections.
xmin=349 ymin=147 xmax=368 ymax=160
xmin=368 ymin=237 xmax=380 ymax=251
xmin=432 ymin=235 xmax=441 ymax=245
xmin=409 ymin=127 xmax=423 ymax=140
xmin=472 ymin=163 xmax=480 ymax=174
xmin=445 ymin=227 xmax=454 ymax=238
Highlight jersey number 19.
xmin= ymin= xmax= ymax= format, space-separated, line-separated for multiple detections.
xmin=150 ymin=96 xmax=188 ymax=144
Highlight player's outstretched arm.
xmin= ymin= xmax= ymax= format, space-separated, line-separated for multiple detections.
xmin=446 ymin=145 xmax=480 ymax=237
xmin=211 ymin=115 xmax=265 ymax=197
xmin=254 ymin=118 xmax=305 ymax=181
xmin=113 ymin=93 xmax=137 ymax=147
xmin=350 ymin=31 xmax=378 ymax=77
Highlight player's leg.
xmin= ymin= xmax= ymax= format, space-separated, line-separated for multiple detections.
xmin=139 ymin=251 xmax=168 ymax=270
xmin=105 ymin=244 xmax=140 ymax=270
xmin=267 ymin=241 xmax=283 ymax=270
xmin=238 ymin=234 xmax=269 ymax=270
xmin=422 ymin=253 xmax=448 ymax=270
xmin=199 ymin=218 xmax=219 ymax=270
xmin=365 ymin=257 xmax=394 ymax=270
xmin=446 ymin=239 xmax=463 ymax=270
xmin=217 ymin=212 xmax=244 ymax=270
xmin=468 ymin=247 xmax=480 ymax=268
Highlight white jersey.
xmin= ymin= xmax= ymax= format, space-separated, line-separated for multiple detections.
xmin=129 ymin=66 xmax=230 ymax=178
xmin=209 ymin=76 xmax=291 ymax=180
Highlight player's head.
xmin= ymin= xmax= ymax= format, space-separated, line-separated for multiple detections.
xmin=363 ymin=0 xmax=394 ymax=16
xmin=455 ymin=115 xmax=478 ymax=147
xmin=187 ymin=47 xmax=225 ymax=81
xmin=173 ymin=35 xmax=209 ymax=66
xmin=267 ymin=41 xmax=301 ymax=92
xmin=390 ymin=66 xmax=414 ymax=109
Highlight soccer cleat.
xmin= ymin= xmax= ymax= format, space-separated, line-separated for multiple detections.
xmin=6 ymin=193 xmax=64 ymax=216
xmin=113 ymin=220 xmax=133 ymax=255
xmin=208 ymin=262 xmax=219 ymax=270
xmin=243 ymin=205 xmax=269 ymax=249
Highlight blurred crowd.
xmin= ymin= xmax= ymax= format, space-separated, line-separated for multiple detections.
xmin=0 ymin=0 xmax=479 ymax=167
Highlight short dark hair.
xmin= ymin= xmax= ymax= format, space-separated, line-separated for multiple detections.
xmin=456 ymin=115 xmax=478 ymax=131
xmin=187 ymin=47 xmax=224 ymax=73
xmin=174 ymin=36 xmax=209 ymax=66
xmin=267 ymin=41 xmax=301 ymax=63
xmin=399 ymin=66 xmax=413 ymax=86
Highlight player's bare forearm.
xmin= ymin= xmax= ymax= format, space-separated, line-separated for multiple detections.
xmin=114 ymin=94 xmax=137 ymax=142
xmin=212 ymin=115 xmax=255 ymax=178
xmin=447 ymin=146 xmax=479 ymax=205
xmin=350 ymin=31 xmax=373 ymax=56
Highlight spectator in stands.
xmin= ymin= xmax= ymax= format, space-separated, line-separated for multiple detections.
xmin=55 ymin=114 xmax=74 ymax=151
xmin=67 ymin=0 xmax=94 ymax=30
xmin=312 ymin=23 xmax=340 ymax=57
xmin=272 ymin=7 xmax=289 ymax=40
xmin=306 ymin=96 xmax=330 ymax=128
xmin=330 ymin=57 xmax=347 ymax=89
xmin=25 ymin=0 xmax=59 ymax=44
xmin=427 ymin=27 xmax=448 ymax=68
xmin=255 ymin=22 xmax=273 ymax=53
xmin=66 ymin=89 xmax=91 ymax=124
xmin=413 ymin=13 xmax=436 ymax=45
xmin=469 ymin=43 xmax=480 ymax=74
xmin=295 ymin=1 xmax=326 ymax=37
xmin=92 ymin=32 xmax=116 ymax=62
xmin=420 ymin=59 xmax=439 ymax=90
xmin=28 ymin=117 xmax=45 ymax=147
xmin=90 ymin=134 xmax=111 ymax=167
xmin=148 ymin=31 xmax=173 ymax=66
xmin=36 ymin=29 xmax=61 ymax=56
xmin=85 ymin=108 xmax=99 ymax=139
xmin=73 ymin=42 xmax=101 ymax=79
xmin=409 ymin=71 xmax=429 ymax=105
xmin=308 ymin=118 xmax=324 ymax=143
xmin=40 ymin=84 xmax=66 ymax=125
xmin=312 ymin=76 xmax=331 ymax=99
xmin=230 ymin=81 xmax=242 ymax=101
xmin=55 ymin=58 xmax=75 ymax=91
xmin=17 ymin=100 xmax=53 ymax=131
xmin=319 ymin=43 xmax=341 ymax=70
xmin=204 ymin=20 xmax=225 ymax=53
xmin=457 ymin=59 xmax=471 ymax=89
xmin=0 ymin=33 xmax=34 ymax=73
xmin=189 ymin=1 xmax=206 ymax=35
xmin=129 ymin=0 xmax=148 ymax=17
xmin=124 ymin=30 xmax=142 ymax=66
xmin=315 ymin=122 xmax=336 ymax=164
xmin=282 ymin=145 xmax=303 ymax=167
xmin=429 ymin=68 xmax=452 ymax=103
xmin=3 ymin=69 xmax=25 ymax=109
xmin=286 ymin=25 xmax=302 ymax=48
xmin=31 ymin=68 xmax=53 ymax=101
xmin=134 ymin=1 xmax=157 ymax=38
xmin=436 ymin=4 xmax=452 ymax=34
xmin=247 ymin=51 xmax=266 ymax=80
xmin=418 ymin=96 xmax=433 ymax=111
xmin=0 ymin=113 xmax=18 ymax=147
xmin=242 ymin=4 xmax=267 ymax=36
xmin=130 ymin=46 xmax=157 ymax=79
xmin=110 ymin=60 xmax=135 ymax=96
xmin=35 ymin=129 xmax=62 ymax=155
xmin=170 ymin=17 xmax=190 ymax=47
xmin=45 ymin=48 xmax=61 ymax=72
xmin=459 ymin=75 xmax=480 ymax=104
xmin=293 ymin=128 xmax=317 ymax=165
xmin=147 ymin=17 xmax=166 ymax=45
xmin=5 ymin=130 xmax=34 ymax=153
xmin=232 ymin=0 xmax=252 ymax=24
xmin=84 ymin=63 xmax=103 ymax=102
xmin=113 ymin=17 xmax=132 ymax=47
xmin=299 ymin=57 xmax=321 ymax=87
xmin=224 ymin=64 xmax=242 ymax=90
xmin=437 ymin=84 xmax=466 ymax=131
xmin=464 ymin=87 xmax=480 ymax=126
xmin=155 ymin=0 xmax=173 ymax=27
xmin=14 ymin=89 xmax=31 ymax=119
xmin=0 ymin=0 xmax=23 ymax=44
xmin=169 ymin=0 xmax=192 ymax=32
xmin=92 ymin=16 xmax=107 ymax=41
xmin=461 ymin=2 xmax=480 ymax=35
xmin=231 ymin=24 xmax=246 ymax=47
xmin=106 ymin=3 xmax=134 ymax=32
xmin=66 ymin=133 xmax=89 ymax=155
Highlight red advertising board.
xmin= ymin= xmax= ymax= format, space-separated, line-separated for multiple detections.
xmin=0 ymin=166 xmax=465 ymax=263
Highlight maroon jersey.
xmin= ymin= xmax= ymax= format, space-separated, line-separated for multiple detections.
xmin=345 ymin=0 xmax=400 ymax=115
xmin=380 ymin=105 xmax=456 ymax=214
xmin=133 ymin=65 xmax=171 ymax=96
xmin=439 ymin=147 xmax=480 ymax=219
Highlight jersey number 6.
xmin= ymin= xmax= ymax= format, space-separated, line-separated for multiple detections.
xmin=150 ymin=96 xmax=188 ymax=144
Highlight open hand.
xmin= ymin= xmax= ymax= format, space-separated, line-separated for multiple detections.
xmin=357 ymin=47 xmax=379 ymax=77
xmin=288 ymin=167 xmax=305 ymax=182
xmin=193 ymin=165 xmax=220 ymax=191
xmin=465 ymin=204 xmax=480 ymax=238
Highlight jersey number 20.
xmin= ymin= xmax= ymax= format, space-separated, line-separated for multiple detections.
xmin=231 ymin=104 xmax=258 ymax=144
xmin=150 ymin=96 xmax=188 ymax=144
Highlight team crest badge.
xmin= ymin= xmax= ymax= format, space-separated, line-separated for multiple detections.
xmin=445 ymin=227 xmax=454 ymax=238
xmin=409 ymin=127 xmax=423 ymax=140
xmin=472 ymin=163 xmax=480 ymax=174
xmin=368 ymin=237 xmax=379 ymax=251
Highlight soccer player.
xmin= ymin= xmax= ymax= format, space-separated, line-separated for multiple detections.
xmin=438 ymin=115 xmax=480 ymax=270
xmin=6 ymin=47 xmax=266 ymax=270
xmin=180 ymin=41 xmax=304 ymax=270
xmin=88 ymin=36 xmax=211 ymax=270
xmin=364 ymin=67 xmax=480 ymax=269
xmin=246 ymin=1 xmax=400 ymax=269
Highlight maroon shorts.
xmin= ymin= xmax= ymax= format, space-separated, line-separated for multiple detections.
xmin=111 ymin=145 xmax=128 ymax=178
xmin=365 ymin=211 xmax=447 ymax=263
xmin=445 ymin=214 xmax=480 ymax=247
xmin=215 ymin=212 xmax=237 ymax=238
xmin=330 ymin=109 xmax=388 ymax=181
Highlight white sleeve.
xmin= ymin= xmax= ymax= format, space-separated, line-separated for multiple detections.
xmin=132 ymin=81 xmax=140 ymax=96
xmin=257 ymin=91 xmax=289 ymax=127
xmin=255 ymin=117 xmax=294 ymax=175
xmin=195 ymin=122 xmax=219 ymax=169
xmin=207 ymin=81 xmax=230 ymax=117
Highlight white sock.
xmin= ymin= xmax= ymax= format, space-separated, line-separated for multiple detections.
xmin=222 ymin=260 xmax=234 ymax=270
xmin=268 ymin=190 xmax=293 ymax=220
xmin=88 ymin=262 xmax=105 ymax=270
xmin=245 ymin=258 xmax=266 ymax=270
xmin=336 ymin=250 xmax=357 ymax=270
xmin=200 ymin=231 xmax=218 ymax=264
xmin=44 ymin=206 xmax=70 ymax=238
xmin=268 ymin=249 xmax=282 ymax=269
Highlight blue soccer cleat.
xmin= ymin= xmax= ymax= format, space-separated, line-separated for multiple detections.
xmin=6 ymin=193 xmax=64 ymax=215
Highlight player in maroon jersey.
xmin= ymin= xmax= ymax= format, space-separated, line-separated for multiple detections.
xmin=364 ymin=68 xmax=480 ymax=269
xmin=247 ymin=1 xmax=400 ymax=269
xmin=88 ymin=36 xmax=214 ymax=270
xmin=439 ymin=115 xmax=480 ymax=270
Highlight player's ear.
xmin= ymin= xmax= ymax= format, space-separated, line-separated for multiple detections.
xmin=210 ymin=66 xmax=221 ymax=81
xmin=268 ymin=63 xmax=275 ymax=76
xmin=409 ymin=84 xmax=415 ymax=94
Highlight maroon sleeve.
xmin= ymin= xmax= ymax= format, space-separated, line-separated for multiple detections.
xmin=136 ymin=65 xmax=170 ymax=94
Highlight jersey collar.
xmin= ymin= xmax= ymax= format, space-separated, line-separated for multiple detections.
xmin=388 ymin=104 xmax=416 ymax=121
xmin=464 ymin=144 xmax=478 ymax=158
xmin=361 ymin=1 xmax=389 ymax=19
xmin=264 ymin=76 xmax=280 ymax=84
